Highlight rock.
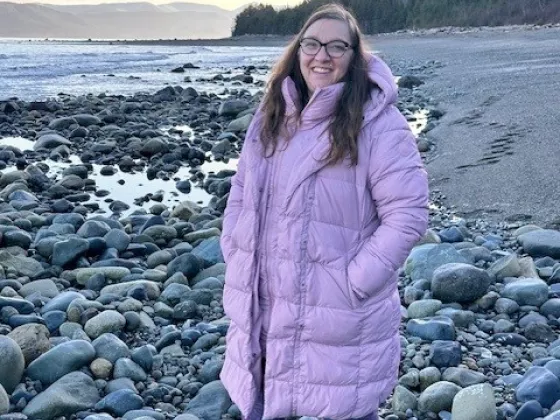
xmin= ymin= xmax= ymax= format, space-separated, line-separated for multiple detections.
xmin=488 ymin=254 xmax=522 ymax=281
xmin=34 ymin=133 xmax=72 ymax=150
xmin=405 ymin=244 xmax=470 ymax=281
xmin=90 ymin=358 xmax=113 ymax=379
xmin=516 ymin=366 xmax=560 ymax=408
xmin=198 ymin=360 xmax=223 ymax=384
xmin=392 ymin=385 xmax=418 ymax=413
xmin=518 ymin=229 xmax=560 ymax=258
xmin=104 ymin=229 xmax=130 ymax=252
xmin=191 ymin=237 xmax=223 ymax=266
xmin=76 ymin=267 xmax=131 ymax=285
xmin=48 ymin=116 xmax=77 ymax=130
xmin=407 ymin=299 xmax=442 ymax=319
xmin=72 ymin=114 xmax=102 ymax=126
xmin=23 ymin=371 xmax=100 ymax=419
xmin=418 ymin=381 xmax=461 ymax=413
xmin=27 ymin=339 xmax=95 ymax=385
xmin=226 ymin=114 xmax=253 ymax=132
xmin=100 ymin=280 xmax=161 ymax=300
xmin=141 ymin=138 xmax=169 ymax=157
xmin=515 ymin=400 xmax=543 ymax=420
xmin=184 ymin=380 xmax=231 ymax=420
xmin=171 ymin=201 xmax=200 ymax=220
xmin=398 ymin=75 xmax=424 ymax=89
xmin=430 ymin=340 xmax=462 ymax=368
xmin=432 ymin=263 xmax=491 ymax=303
xmin=442 ymin=367 xmax=486 ymax=388
xmin=52 ymin=237 xmax=89 ymax=267
xmin=0 ymin=336 xmax=25 ymax=393
xmin=41 ymin=291 xmax=84 ymax=313
xmin=113 ymin=358 xmax=147 ymax=381
xmin=142 ymin=225 xmax=177 ymax=242
xmin=19 ymin=279 xmax=59 ymax=298
xmin=406 ymin=316 xmax=456 ymax=341
xmin=0 ymin=384 xmax=8 ymax=415
xmin=502 ymin=278 xmax=549 ymax=307
xmin=95 ymin=389 xmax=144 ymax=417
xmin=495 ymin=298 xmax=520 ymax=315
xmin=542 ymin=299 xmax=560 ymax=318
xmin=92 ymin=333 xmax=130 ymax=364
xmin=0 ymin=250 xmax=43 ymax=277
xmin=77 ymin=220 xmax=112 ymax=238
xmin=84 ymin=310 xmax=126 ymax=339
xmin=219 ymin=100 xmax=249 ymax=117
xmin=168 ymin=253 xmax=202 ymax=279
xmin=419 ymin=366 xmax=441 ymax=391
xmin=451 ymin=383 xmax=496 ymax=420
xmin=7 ymin=323 xmax=50 ymax=364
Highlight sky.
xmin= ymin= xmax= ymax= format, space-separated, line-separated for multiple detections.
xmin=5 ymin=0 xmax=303 ymax=11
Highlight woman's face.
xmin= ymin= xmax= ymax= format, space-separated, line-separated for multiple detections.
xmin=298 ymin=18 xmax=354 ymax=96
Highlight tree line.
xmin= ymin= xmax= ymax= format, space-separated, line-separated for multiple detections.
xmin=232 ymin=0 xmax=560 ymax=36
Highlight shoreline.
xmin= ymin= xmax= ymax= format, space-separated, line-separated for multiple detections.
xmin=3 ymin=22 xmax=559 ymax=47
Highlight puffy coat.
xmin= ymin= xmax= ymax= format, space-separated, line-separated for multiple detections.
xmin=220 ymin=54 xmax=429 ymax=419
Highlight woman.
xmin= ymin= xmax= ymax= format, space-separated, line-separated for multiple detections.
xmin=220 ymin=4 xmax=429 ymax=420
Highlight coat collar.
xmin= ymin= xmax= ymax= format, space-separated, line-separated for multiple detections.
xmin=247 ymin=54 xmax=399 ymax=210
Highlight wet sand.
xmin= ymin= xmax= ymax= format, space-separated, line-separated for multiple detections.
xmin=371 ymin=25 xmax=560 ymax=227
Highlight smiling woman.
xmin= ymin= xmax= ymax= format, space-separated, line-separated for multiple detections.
xmin=220 ymin=3 xmax=429 ymax=420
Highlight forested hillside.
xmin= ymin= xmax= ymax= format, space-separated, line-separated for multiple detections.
xmin=232 ymin=0 xmax=560 ymax=36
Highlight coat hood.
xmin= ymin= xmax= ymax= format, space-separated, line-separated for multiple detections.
xmin=281 ymin=54 xmax=398 ymax=127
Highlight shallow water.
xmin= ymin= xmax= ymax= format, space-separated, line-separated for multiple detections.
xmin=0 ymin=40 xmax=282 ymax=100
xmin=0 ymin=136 xmax=239 ymax=215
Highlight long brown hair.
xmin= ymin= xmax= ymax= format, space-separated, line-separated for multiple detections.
xmin=260 ymin=3 xmax=374 ymax=166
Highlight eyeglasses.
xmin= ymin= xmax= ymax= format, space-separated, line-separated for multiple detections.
xmin=299 ymin=38 xmax=353 ymax=58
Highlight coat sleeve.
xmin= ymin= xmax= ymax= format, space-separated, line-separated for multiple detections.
xmin=347 ymin=127 xmax=429 ymax=300
xmin=220 ymin=109 xmax=261 ymax=263
xmin=220 ymin=144 xmax=247 ymax=263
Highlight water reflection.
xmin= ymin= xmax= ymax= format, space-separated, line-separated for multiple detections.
xmin=0 ymin=136 xmax=239 ymax=216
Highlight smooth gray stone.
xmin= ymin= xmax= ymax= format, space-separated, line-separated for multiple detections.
xmin=516 ymin=366 xmax=560 ymax=408
xmin=92 ymin=333 xmax=130 ymax=364
xmin=405 ymin=243 xmax=471 ymax=281
xmin=406 ymin=316 xmax=456 ymax=341
xmin=23 ymin=372 xmax=100 ymax=419
xmin=418 ymin=381 xmax=461 ymax=413
xmin=432 ymin=263 xmax=491 ymax=303
xmin=0 ymin=296 xmax=34 ymax=314
xmin=95 ymin=389 xmax=144 ymax=417
xmin=41 ymin=291 xmax=84 ymax=314
xmin=451 ymin=384 xmax=496 ymax=420
xmin=0 ymin=336 xmax=25 ymax=394
xmin=27 ymin=340 xmax=96 ymax=385
xmin=518 ymin=229 xmax=560 ymax=258
xmin=184 ymin=380 xmax=231 ymax=420
xmin=502 ymin=278 xmax=549 ymax=307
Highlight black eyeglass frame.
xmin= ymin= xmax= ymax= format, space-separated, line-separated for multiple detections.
xmin=299 ymin=37 xmax=355 ymax=58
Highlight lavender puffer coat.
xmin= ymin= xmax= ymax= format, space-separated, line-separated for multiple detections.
xmin=220 ymin=55 xmax=429 ymax=419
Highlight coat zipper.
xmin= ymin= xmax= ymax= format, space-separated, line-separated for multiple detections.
xmin=291 ymin=176 xmax=316 ymax=415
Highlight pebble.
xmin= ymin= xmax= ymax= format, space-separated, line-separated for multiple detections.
xmin=418 ymin=381 xmax=461 ymax=413
xmin=451 ymin=384 xmax=496 ymax=420
xmin=26 ymin=339 xmax=96 ymax=385
xmin=0 ymin=336 xmax=25 ymax=394
xmin=22 ymin=372 xmax=100 ymax=419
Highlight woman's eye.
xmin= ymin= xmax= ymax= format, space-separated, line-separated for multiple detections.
xmin=330 ymin=44 xmax=346 ymax=52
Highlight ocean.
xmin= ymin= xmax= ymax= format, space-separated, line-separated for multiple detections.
xmin=0 ymin=39 xmax=283 ymax=100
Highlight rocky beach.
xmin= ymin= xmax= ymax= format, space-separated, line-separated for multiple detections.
xmin=0 ymin=24 xmax=560 ymax=420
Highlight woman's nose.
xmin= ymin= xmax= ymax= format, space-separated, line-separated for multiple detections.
xmin=315 ymin=45 xmax=331 ymax=60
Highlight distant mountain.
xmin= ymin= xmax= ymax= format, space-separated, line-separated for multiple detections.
xmin=0 ymin=1 xmax=236 ymax=39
